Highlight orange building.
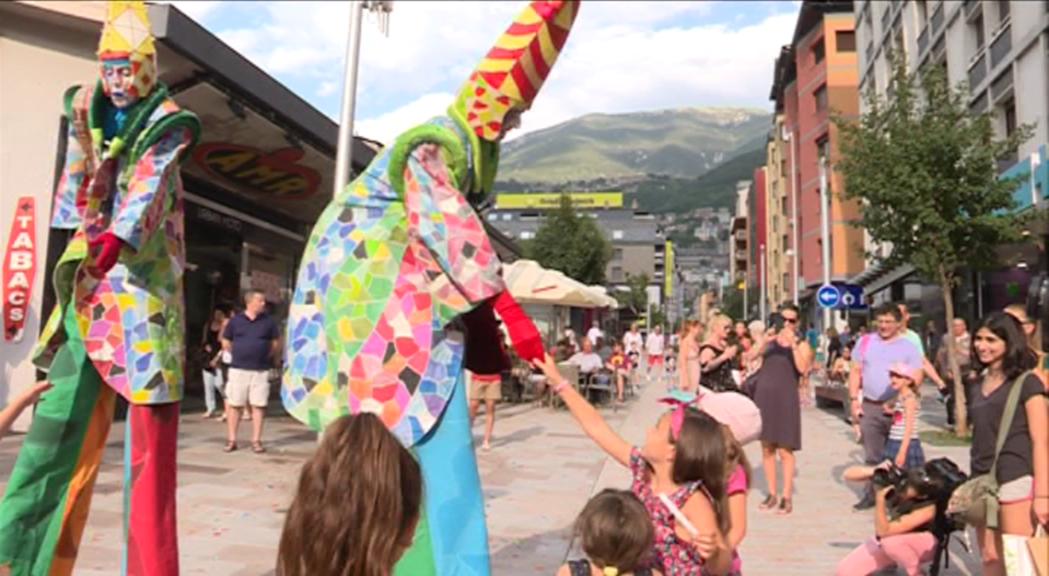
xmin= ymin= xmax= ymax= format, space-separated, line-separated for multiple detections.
xmin=771 ymin=1 xmax=865 ymax=322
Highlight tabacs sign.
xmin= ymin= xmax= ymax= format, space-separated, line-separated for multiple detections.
xmin=193 ymin=144 xmax=322 ymax=199
xmin=3 ymin=197 xmax=36 ymax=343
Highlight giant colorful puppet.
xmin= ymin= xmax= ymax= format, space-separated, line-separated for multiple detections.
xmin=0 ymin=2 xmax=199 ymax=575
xmin=281 ymin=1 xmax=580 ymax=573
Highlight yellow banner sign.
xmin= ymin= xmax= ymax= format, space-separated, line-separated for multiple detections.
xmin=495 ymin=192 xmax=623 ymax=209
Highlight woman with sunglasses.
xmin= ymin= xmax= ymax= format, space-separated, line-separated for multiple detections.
xmin=752 ymin=305 xmax=812 ymax=515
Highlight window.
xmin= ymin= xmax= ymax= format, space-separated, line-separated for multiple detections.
xmin=611 ymin=267 xmax=624 ymax=283
xmin=519 ymin=231 xmax=534 ymax=240
xmin=486 ymin=213 xmax=498 ymax=222
xmin=612 ymin=230 xmax=624 ymax=240
xmin=817 ymin=136 xmax=831 ymax=166
xmin=813 ymin=38 xmax=826 ymax=64
xmin=814 ymin=84 xmax=828 ymax=112
xmin=997 ymin=0 xmax=1010 ymax=24
xmin=1003 ymin=98 xmax=1017 ymax=137
xmin=613 ymin=248 xmax=624 ymax=261
xmin=836 ymin=30 xmax=856 ymax=52
xmin=916 ymin=0 xmax=929 ymax=23
xmin=501 ymin=213 xmax=512 ymax=221
xmin=971 ymin=13 xmax=986 ymax=51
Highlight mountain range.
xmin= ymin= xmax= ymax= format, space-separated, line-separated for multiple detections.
xmin=497 ymin=107 xmax=771 ymax=185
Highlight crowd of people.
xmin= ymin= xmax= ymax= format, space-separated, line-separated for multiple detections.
xmin=2 ymin=296 xmax=1045 ymax=576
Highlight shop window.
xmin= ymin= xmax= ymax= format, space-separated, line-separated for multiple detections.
xmin=836 ymin=30 xmax=856 ymax=53
xmin=814 ymin=84 xmax=828 ymax=112
xmin=812 ymin=38 xmax=826 ymax=64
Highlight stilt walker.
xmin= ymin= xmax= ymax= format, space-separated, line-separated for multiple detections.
xmin=0 ymin=2 xmax=200 ymax=575
xmin=281 ymin=2 xmax=580 ymax=574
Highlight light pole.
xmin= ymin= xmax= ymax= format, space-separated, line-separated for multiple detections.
xmin=819 ymin=156 xmax=832 ymax=331
xmin=783 ymin=127 xmax=800 ymax=306
xmin=333 ymin=1 xmax=393 ymax=198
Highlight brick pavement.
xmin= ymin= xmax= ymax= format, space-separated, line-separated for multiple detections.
xmin=0 ymin=376 xmax=985 ymax=575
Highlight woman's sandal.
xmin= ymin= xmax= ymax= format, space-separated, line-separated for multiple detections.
xmin=223 ymin=441 xmax=237 ymax=453
xmin=776 ymin=497 xmax=793 ymax=515
xmin=252 ymin=442 xmax=266 ymax=454
xmin=759 ymin=494 xmax=778 ymax=510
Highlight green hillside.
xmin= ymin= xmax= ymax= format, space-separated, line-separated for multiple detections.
xmin=498 ymin=107 xmax=770 ymax=184
xmin=627 ymin=147 xmax=767 ymax=213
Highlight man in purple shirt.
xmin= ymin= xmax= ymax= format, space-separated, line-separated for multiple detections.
xmin=848 ymin=302 xmax=924 ymax=509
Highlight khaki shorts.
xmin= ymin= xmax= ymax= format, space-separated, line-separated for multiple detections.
xmin=226 ymin=368 xmax=271 ymax=408
xmin=470 ymin=374 xmax=502 ymax=402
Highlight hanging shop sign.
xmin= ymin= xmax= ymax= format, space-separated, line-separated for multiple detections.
xmin=192 ymin=143 xmax=322 ymax=199
xmin=3 ymin=197 xmax=37 ymax=342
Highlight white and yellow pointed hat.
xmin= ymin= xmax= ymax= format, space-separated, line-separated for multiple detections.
xmin=97 ymin=0 xmax=157 ymax=99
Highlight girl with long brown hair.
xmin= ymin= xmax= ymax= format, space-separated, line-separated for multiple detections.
xmin=277 ymin=413 xmax=422 ymax=576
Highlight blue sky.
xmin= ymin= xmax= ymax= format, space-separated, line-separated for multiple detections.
xmin=171 ymin=1 xmax=801 ymax=142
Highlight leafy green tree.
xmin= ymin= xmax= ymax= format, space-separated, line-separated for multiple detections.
xmin=526 ymin=194 xmax=612 ymax=285
xmin=835 ymin=58 xmax=1032 ymax=434
xmin=623 ymin=273 xmax=651 ymax=314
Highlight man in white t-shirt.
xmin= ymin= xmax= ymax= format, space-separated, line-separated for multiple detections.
xmin=586 ymin=322 xmax=604 ymax=347
xmin=623 ymin=322 xmax=643 ymax=364
xmin=567 ymin=338 xmax=604 ymax=374
xmin=645 ymin=325 xmax=666 ymax=369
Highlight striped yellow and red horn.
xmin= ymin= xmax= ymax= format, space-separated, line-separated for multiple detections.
xmin=453 ymin=1 xmax=580 ymax=141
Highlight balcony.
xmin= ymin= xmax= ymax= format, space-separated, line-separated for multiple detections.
xmin=968 ymin=51 xmax=987 ymax=88
xmin=989 ymin=22 xmax=1012 ymax=70
xmin=918 ymin=26 xmax=929 ymax=55
xmin=991 ymin=69 xmax=1014 ymax=104
xmin=881 ymin=5 xmax=891 ymax=31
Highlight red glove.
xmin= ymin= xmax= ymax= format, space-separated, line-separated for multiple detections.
xmin=461 ymin=300 xmax=511 ymax=376
xmin=89 ymin=232 xmax=123 ymax=277
xmin=493 ymin=291 xmax=544 ymax=363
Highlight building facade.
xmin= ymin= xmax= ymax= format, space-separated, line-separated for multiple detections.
xmin=748 ymin=167 xmax=769 ymax=316
xmin=765 ymin=112 xmax=794 ymax=309
xmin=852 ymin=0 xmax=1048 ymax=323
xmin=730 ymin=181 xmax=751 ymax=289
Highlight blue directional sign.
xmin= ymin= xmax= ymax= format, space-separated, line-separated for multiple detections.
xmin=817 ymin=284 xmax=841 ymax=309
xmin=838 ymin=283 xmax=867 ymax=310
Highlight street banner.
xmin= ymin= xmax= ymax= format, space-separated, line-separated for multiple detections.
xmin=3 ymin=197 xmax=37 ymax=342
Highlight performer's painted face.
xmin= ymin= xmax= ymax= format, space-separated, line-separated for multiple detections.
xmin=102 ymin=58 xmax=138 ymax=108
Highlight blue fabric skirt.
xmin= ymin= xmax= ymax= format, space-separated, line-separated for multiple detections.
xmin=883 ymin=438 xmax=926 ymax=470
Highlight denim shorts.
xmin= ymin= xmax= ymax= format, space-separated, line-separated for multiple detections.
xmin=883 ymin=438 xmax=926 ymax=470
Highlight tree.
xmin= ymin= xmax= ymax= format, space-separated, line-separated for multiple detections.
xmin=834 ymin=57 xmax=1032 ymax=435
xmin=623 ymin=273 xmax=651 ymax=314
xmin=526 ymin=193 xmax=612 ymax=285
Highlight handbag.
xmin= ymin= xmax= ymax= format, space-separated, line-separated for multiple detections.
xmin=1028 ymin=525 xmax=1048 ymax=576
xmin=947 ymin=371 xmax=1031 ymax=529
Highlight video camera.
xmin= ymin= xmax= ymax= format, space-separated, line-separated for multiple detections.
xmin=873 ymin=458 xmax=968 ymax=515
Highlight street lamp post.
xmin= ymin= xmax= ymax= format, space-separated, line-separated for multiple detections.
xmin=333 ymin=1 xmax=393 ymax=198
xmin=819 ymin=156 xmax=832 ymax=331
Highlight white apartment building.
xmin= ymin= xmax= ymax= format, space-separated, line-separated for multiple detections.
xmin=851 ymin=0 xmax=1048 ymax=313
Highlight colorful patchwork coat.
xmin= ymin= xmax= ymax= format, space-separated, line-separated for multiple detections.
xmin=283 ymin=116 xmax=504 ymax=444
xmin=34 ymin=81 xmax=200 ymax=405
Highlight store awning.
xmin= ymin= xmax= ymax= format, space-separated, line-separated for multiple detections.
xmin=502 ymin=260 xmax=615 ymax=309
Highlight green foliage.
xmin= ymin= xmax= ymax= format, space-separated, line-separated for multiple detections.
xmin=526 ymin=194 xmax=613 ymax=285
xmin=629 ymin=148 xmax=767 ymax=213
xmin=721 ymin=286 xmax=745 ymax=321
xmin=834 ymin=57 xmax=1033 ymax=283
xmin=623 ymin=273 xmax=651 ymax=313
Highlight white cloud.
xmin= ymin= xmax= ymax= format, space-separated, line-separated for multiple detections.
xmin=198 ymin=1 xmax=799 ymax=140
xmin=354 ymin=92 xmax=456 ymax=145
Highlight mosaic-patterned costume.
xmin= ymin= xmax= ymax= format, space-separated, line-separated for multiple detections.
xmin=282 ymin=2 xmax=579 ymax=574
xmin=0 ymin=3 xmax=199 ymax=575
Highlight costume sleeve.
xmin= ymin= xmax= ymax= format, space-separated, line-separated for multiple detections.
xmin=402 ymin=142 xmax=504 ymax=304
xmin=109 ymin=126 xmax=193 ymax=251
xmin=51 ymin=113 xmax=91 ymax=230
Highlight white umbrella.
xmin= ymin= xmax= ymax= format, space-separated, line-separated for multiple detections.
xmin=503 ymin=260 xmax=610 ymax=309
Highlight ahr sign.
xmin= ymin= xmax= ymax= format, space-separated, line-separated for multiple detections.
xmin=3 ymin=197 xmax=36 ymax=342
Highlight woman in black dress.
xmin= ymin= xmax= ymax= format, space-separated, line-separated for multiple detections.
xmin=753 ymin=306 xmax=812 ymax=515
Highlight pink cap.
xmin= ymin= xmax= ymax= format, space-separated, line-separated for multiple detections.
xmin=695 ymin=386 xmax=763 ymax=446
xmin=889 ymin=362 xmax=915 ymax=380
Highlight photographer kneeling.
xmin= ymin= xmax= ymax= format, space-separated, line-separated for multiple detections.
xmin=837 ymin=459 xmax=966 ymax=576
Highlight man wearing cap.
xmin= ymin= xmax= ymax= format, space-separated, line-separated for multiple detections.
xmin=848 ymin=303 xmax=925 ymax=510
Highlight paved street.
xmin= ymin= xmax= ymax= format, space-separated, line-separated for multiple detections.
xmin=0 ymin=374 xmax=982 ymax=575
